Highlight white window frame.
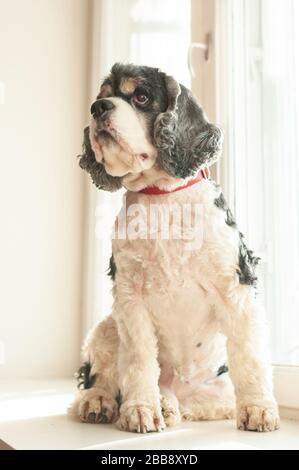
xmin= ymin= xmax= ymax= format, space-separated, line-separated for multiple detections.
xmin=191 ymin=0 xmax=299 ymax=414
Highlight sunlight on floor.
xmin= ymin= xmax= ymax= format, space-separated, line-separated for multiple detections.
xmin=0 ymin=392 xmax=73 ymax=422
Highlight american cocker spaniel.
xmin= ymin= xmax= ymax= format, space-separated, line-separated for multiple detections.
xmin=69 ymin=63 xmax=279 ymax=433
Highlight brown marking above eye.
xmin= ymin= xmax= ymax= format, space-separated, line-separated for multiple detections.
xmin=97 ymin=83 xmax=113 ymax=99
xmin=119 ymin=77 xmax=139 ymax=95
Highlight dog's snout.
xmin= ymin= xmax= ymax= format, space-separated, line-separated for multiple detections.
xmin=90 ymin=99 xmax=115 ymax=119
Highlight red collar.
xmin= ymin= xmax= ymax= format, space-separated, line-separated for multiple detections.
xmin=139 ymin=167 xmax=210 ymax=195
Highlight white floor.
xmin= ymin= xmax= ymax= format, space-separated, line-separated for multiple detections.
xmin=0 ymin=379 xmax=298 ymax=450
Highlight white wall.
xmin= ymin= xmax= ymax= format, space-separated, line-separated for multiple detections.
xmin=0 ymin=0 xmax=90 ymax=377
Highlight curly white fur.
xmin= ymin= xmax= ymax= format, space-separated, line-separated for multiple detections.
xmin=70 ymin=178 xmax=279 ymax=433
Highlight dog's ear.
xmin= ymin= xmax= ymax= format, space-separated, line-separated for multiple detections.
xmin=78 ymin=127 xmax=123 ymax=192
xmin=154 ymin=75 xmax=223 ymax=178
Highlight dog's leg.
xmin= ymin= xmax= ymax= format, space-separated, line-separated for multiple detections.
xmin=178 ymin=373 xmax=236 ymax=421
xmin=68 ymin=315 xmax=120 ymax=424
xmin=114 ymin=293 xmax=164 ymax=433
xmin=220 ymin=287 xmax=280 ymax=432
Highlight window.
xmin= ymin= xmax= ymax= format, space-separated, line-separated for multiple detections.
xmin=219 ymin=0 xmax=299 ymax=366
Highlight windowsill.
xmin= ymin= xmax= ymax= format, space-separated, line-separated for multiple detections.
xmin=0 ymin=378 xmax=298 ymax=450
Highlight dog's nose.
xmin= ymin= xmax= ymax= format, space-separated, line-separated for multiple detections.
xmin=90 ymin=99 xmax=115 ymax=119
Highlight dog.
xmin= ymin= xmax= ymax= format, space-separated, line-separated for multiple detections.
xmin=69 ymin=63 xmax=280 ymax=433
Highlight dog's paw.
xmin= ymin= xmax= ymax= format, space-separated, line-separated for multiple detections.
xmin=160 ymin=395 xmax=181 ymax=427
xmin=117 ymin=403 xmax=166 ymax=433
xmin=77 ymin=388 xmax=119 ymax=424
xmin=237 ymin=405 xmax=280 ymax=432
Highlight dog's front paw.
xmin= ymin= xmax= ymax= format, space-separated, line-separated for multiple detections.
xmin=160 ymin=395 xmax=181 ymax=427
xmin=76 ymin=388 xmax=119 ymax=424
xmin=117 ymin=403 xmax=165 ymax=433
xmin=237 ymin=405 xmax=280 ymax=432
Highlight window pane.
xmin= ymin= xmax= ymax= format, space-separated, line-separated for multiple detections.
xmin=130 ymin=32 xmax=191 ymax=86
xmin=130 ymin=0 xmax=191 ymax=86
xmin=131 ymin=0 xmax=190 ymax=24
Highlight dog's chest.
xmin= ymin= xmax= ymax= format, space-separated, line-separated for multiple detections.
xmin=141 ymin=240 xmax=225 ymax=375
xmin=113 ymin=182 xmax=233 ymax=378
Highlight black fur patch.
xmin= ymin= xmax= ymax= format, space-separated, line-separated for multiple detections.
xmin=214 ymin=192 xmax=260 ymax=286
xmin=214 ymin=192 xmax=236 ymax=228
xmin=217 ymin=364 xmax=229 ymax=376
xmin=76 ymin=362 xmax=96 ymax=390
xmin=238 ymin=233 xmax=260 ymax=286
xmin=155 ymin=83 xmax=223 ymax=179
xmin=107 ymin=255 xmax=116 ymax=281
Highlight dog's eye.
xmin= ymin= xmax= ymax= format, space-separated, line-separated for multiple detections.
xmin=133 ymin=93 xmax=149 ymax=105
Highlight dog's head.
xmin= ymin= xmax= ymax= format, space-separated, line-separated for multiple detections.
xmin=79 ymin=63 xmax=222 ymax=191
